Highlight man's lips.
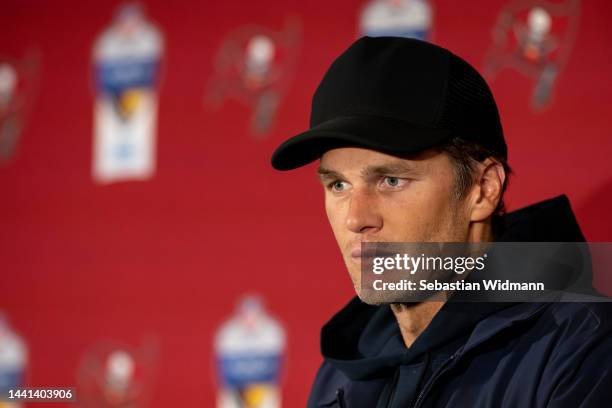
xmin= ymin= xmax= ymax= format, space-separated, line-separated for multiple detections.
xmin=350 ymin=244 xmax=393 ymax=260
xmin=351 ymin=245 xmax=374 ymax=259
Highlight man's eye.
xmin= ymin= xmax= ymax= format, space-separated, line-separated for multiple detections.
xmin=330 ymin=181 xmax=347 ymax=192
xmin=385 ymin=177 xmax=399 ymax=186
xmin=382 ymin=176 xmax=406 ymax=188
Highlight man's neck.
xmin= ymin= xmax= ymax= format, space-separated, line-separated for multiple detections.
xmin=391 ymin=222 xmax=494 ymax=348
xmin=391 ymin=302 xmax=445 ymax=348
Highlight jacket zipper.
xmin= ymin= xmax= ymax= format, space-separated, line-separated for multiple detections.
xmin=336 ymin=388 xmax=346 ymax=408
xmin=385 ymin=366 xmax=401 ymax=408
xmin=412 ymin=354 xmax=456 ymax=408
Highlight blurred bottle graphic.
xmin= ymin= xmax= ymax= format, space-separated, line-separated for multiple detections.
xmin=0 ymin=313 xmax=27 ymax=408
xmin=359 ymin=0 xmax=433 ymax=41
xmin=215 ymin=296 xmax=286 ymax=408
xmin=92 ymin=3 xmax=164 ymax=184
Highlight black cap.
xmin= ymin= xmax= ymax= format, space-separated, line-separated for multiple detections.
xmin=271 ymin=36 xmax=506 ymax=170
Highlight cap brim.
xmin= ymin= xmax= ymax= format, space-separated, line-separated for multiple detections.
xmin=271 ymin=115 xmax=452 ymax=170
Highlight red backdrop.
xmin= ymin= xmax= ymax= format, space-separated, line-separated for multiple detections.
xmin=1 ymin=0 xmax=612 ymax=406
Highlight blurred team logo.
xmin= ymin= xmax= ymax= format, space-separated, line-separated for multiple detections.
xmin=359 ymin=0 xmax=434 ymax=41
xmin=483 ymin=0 xmax=580 ymax=110
xmin=0 ymin=53 xmax=39 ymax=165
xmin=205 ymin=18 xmax=301 ymax=138
xmin=214 ymin=295 xmax=286 ymax=408
xmin=76 ymin=339 xmax=158 ymax=408
xmin=0 ymin=313 xmax=28 ymax=408
xmin=92 ymin=3 xmax=164 ymax=184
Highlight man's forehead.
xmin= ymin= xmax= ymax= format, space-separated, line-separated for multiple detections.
xmin=318 ymin=147 xmax=441 ymax=173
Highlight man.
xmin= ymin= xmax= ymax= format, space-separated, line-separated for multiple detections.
xmin=271 ymin=37 xmax=612 ymax=407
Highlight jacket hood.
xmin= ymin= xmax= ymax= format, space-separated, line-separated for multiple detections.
xmin=496 ymin=194 xmax=585 ymax=242
xmin=321 ymin=195 xmax=589 ymax=381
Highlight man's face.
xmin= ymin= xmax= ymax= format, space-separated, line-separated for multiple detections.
xmin=318 ymin=147 xmax=472 ymax=294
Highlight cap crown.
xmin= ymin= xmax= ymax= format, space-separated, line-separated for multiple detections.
xmin=310 ymin=36 xmax=506 ymax=158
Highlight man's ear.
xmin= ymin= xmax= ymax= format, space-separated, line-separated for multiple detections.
xmin=469 ymin=158 xmax=506 ymax=222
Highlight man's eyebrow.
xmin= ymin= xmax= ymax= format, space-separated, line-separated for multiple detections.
xmin=317 ymin=167 xmax=342 ymax=179
xmin=318 ymin=162 xmax=421 ymax=180
xmin=361 ymin=162 xmax=419 ymax=177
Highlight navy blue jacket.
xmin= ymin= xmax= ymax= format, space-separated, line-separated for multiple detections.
xmin=307 ymin=196 xmax=612 ymax=408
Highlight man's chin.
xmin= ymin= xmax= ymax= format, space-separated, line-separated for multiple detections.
xmin=357 ymin=290 xmax=411 ymax=305
xmin=356 ymin=292 xmax=385 ymax=306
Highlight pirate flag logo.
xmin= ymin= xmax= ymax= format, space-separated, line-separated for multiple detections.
xmin=92 ymin=3 xmax=164 ymax=184
xmin=483 ymin=0 xmax=581 ymax=110
xmin=0 ymin=52 xmax=39 ymax=165
xmin=205 ymin=18 xmax=301 ymax=138
xmin=76 ymin=339 xmax=158 ymax=408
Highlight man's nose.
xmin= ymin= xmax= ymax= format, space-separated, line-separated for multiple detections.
xmin=345 ymin=188 xmax=382 ymax=233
